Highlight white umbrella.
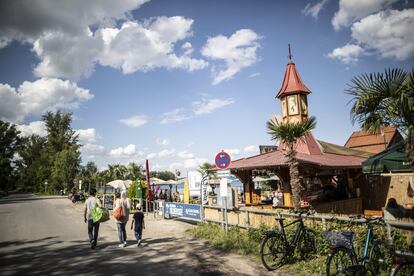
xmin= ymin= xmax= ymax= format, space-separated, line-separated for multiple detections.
xmin=150 ymin=177 xmax=167 ymax=185
xmin=107 ymin=179 xmax=132 ymax=190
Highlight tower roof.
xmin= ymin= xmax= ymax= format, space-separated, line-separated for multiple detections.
xmin=276 ymin=62 xmax=311 ymax=98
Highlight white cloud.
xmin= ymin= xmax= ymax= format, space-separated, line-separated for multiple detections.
xmin=0 ymin=78 xmax=93 ymax=122
xmin=156 ymin=138 xmax=170 ymax=146
xmin=98 ymin=17 xmax=208 ymax=75
xmin=177 ymin=151 xmax=194 ymax=159
xmin=146 ymin=153 xmax=157 ymax=159
xmin=16 ymin=121 xmax=47 ymax=137
xmin=33 ymin=30 xmax=103 ymax=80
xmin=351 ymin=9 xmax=414 ymax=60
xmin=244 ymin=145 xmax=258 ymax=153
xmin=0 ymin=1 xmax=207 ymax=80
xmin=160 ymin=108 xmax=190 ymax=124
xmin=158 ymin=149 xmax=175 ymax=158
xmin=183 ymin=157 xmax=208 ymax=169
xmin=201 ymin=29 xmax=261 ymax=85
xmin=302 ymin=0 xmax=329 ymax=19
xmin=0 ymin=0 xmax=149 ymax=45
xmin=169 ymin=162 xmax=183 ymax=171
xmin=248 ymin=72 xmax=261 ymax=78
xmin=224 ymin=148 xmax=240 ymax=156
xmin=82 ymin=143 xmax=106 ymax=155
xmin=332 ymin=0 xmax=398 ymax=30
xmin=109 ymin=144 xmax=136 ymax=157
xmin=119 ymin=114 xmax=148 ymax=128
xmin=76 ymin=128 xmax=99 ymax=143
xmin=192 ymin=98 xmax=235 ymax=115
xmin=327 ymin=43 xmax=365 ymax=63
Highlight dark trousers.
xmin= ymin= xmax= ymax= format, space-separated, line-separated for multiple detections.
xmin=88 ymin=219 xmax=100 ymax=244
xmin=134 ymin=226 xmax=143 ymax=240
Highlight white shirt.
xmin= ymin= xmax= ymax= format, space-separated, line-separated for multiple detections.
xmin=85 ymin=196 xmax=100 ymax=220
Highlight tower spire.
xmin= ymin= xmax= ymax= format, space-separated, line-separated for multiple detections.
xmin=288 ymin=43 xmax=293 ymax=64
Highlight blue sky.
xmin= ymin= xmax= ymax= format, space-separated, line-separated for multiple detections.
xmin=0 ymin=0 xmax=413 ymax=173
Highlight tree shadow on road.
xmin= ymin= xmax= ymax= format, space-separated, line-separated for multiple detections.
xmin=0 ymin=235 xmax=249 ymax=276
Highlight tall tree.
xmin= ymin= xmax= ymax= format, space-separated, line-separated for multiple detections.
xmin=16 ymin=135 xmax=48 ymax=192
xmin=0 ymin=121 xmax=22 ymax=193
xmin=43 ymin=111 xmax=81 ymax=193
xmin=127 ymin=162 xmax=144 ymax=180
xmin=347 ymin=68 xmax=414 ymax=160
xmin=107 ymin=164 xmax=128 ymax=180
xmin=267 ymin=116 xmax=316 ymax=210
xmin=198 ymin=162 xmax=215 ymax=176
xmin=80 ymin=161 xmax=98 ymax=192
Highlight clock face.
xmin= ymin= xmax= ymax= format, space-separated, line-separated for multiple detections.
xmin=288 ymin=95 xmax=298 ymax=115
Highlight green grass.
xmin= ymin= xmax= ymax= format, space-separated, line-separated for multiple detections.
xmin=189 ymin=221 xmax=412 ymax=275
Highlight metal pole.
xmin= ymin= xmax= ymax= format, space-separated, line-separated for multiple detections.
xmin=224 ymin=196 xmax=228 ymax=232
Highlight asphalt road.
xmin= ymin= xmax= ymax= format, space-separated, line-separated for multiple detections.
xmin=0 ymin=194 xmax=285 ymax=276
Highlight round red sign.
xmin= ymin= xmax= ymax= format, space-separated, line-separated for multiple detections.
xmin=215 ymin=151 xmax=231 ymax=169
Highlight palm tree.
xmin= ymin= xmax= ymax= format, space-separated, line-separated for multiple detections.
xmin=267 ymin=116 xmax=317 ymax=210
xmin=127 ymin=162 xmax=144 ymax=180
xmin=347 ymin=68 xmax=414 ymax=160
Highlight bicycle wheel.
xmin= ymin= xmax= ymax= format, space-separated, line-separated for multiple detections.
xmin=260 ymin=233 xmax=286 ymax=271
xmin=326 ymin=248 xmax=357 ymax=276
xmin=392 ymin=262 xmax=414 ymax=276
xmin=368 ymin=240 xmax=389 ymax=275
xmin=298 ymin=229 xmax=317 ymax=259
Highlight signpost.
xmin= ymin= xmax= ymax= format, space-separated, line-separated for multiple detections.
xmin=215 ymin=151 xmax=231 ymax=170
xmin=164 ymin=202 xmax=202 ymax=221
xmin=215 ymin=151 xmax=231 ymax=232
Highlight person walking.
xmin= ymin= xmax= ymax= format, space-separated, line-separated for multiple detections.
xmin=84 ymin=188 xmax=101 ymax=249
xmin=114 ymin=190 xmax=130 ymax=248
xmin=131 ymin=204 xmax=145 ymax=247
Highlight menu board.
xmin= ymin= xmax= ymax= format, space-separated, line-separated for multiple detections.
xmin=104 ymin=195 xmax=114 ymax=210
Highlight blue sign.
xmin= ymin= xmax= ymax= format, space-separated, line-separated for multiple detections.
xmin=215 ymin=151 xmax=231 ymax=169
xmin=164 ymin=202 xmax=201 ymax=221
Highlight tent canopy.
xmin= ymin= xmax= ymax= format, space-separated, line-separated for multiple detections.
xmin=362 ymin=142 xmax=413 ymax=174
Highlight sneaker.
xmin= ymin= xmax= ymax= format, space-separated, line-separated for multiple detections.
xmin=118 ymin=243 xmax=125 ymax=248
xmin=137 ymin=239 xmax=141 ymax=247
xmin=90 ymin=240 xmax=95 ymax=249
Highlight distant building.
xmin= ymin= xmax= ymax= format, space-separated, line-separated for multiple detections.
xmin=259 ymin=145 xmax=277 ymax=154
xmin=344 ymin=126 xmax=403 ymax=154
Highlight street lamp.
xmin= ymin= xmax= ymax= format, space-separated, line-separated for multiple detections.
xmin=44 ymin=180 xmax=48 ymax=194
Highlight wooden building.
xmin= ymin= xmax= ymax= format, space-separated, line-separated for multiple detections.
xmin=221 ymin=49 xmax=375 ymax=214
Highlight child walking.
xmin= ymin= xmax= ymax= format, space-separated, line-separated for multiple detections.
xmin=131 ymin=204 xmax=145 ymax=246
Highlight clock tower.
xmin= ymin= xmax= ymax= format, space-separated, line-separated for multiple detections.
xmin=276 ymin=44 xmax=311 ymax=124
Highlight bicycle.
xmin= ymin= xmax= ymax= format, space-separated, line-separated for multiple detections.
xmin=391 ymin=246 xmax=414 ymax=276
xmin=260 ymin=210 xmax=317 ymax=271
xmin=325 ymin=216 xmax=387 ymax=275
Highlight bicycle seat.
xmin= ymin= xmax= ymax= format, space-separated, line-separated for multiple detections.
xmin=274 ymin=217 xmax=286 ymax=221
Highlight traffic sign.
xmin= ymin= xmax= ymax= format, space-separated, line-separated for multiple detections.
xmin=215 ymin=151 xmax=231 ymax=170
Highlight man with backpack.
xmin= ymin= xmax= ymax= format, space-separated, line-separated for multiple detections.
xmin=84 ymin=188 xmax=101 ymax=249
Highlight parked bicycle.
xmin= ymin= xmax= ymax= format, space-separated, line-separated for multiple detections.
xmin=260 ymin=210 xmax=317 ymax=271
xmin=391 ymin=246 xmax=414 ymax=276
xmin=325 ymin=216 xmax=387 ymax=275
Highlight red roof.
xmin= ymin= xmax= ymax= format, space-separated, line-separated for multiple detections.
xmin=276 ymin=62 xmax=311 ymax=98
xmin=228 ymin=149 xmax=366 ymax=171
xmin=344 ymin=127 xmax=403 ymax=154
xmin=278 ymin=132 xmax=323 ymax=155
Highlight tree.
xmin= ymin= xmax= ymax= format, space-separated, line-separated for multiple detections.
xmin=80 ymin=161 xmax=99 ymax=192
xmin=16 ymin=135 xmax=48 ymax=192
xmin=149 ymin=170 xmax=176 ymax=180
xmin=0 ymin=121 xmax=22 ymax=192
xmin=127 ymin=162 xmax=145 ymax=180
xmin=267 ymin=116 xmax=316 ymax=210
xmin=347 ymin=68 xmax=414 ymax=160
xmin=43 ymin=111 xmax=81 ymax=193
xmin=198 ymin=162 xmax=215 ymax=176
xmin=107 ymin=164 xmax=128 ymax=180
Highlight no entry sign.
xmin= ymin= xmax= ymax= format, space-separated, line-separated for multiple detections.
xmin=215 ymin=151 xmax=231 ymax=170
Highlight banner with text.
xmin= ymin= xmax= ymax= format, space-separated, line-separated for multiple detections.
xmin=164 ymin=202 xmax=202 ymax=221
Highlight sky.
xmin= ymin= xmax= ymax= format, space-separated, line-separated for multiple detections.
xmin=0 ymin=0 xmax=413 ymax=174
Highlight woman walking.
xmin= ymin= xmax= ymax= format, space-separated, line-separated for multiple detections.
xmin=114 ymin=190 xmax=130 ymax=248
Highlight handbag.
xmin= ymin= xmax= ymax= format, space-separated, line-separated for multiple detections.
xmin=113 ymin=202 xmax=124 ymax=220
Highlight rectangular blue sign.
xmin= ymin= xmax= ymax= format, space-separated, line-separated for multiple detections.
xmin=164 ymin=202 xmax=201 ymax=221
